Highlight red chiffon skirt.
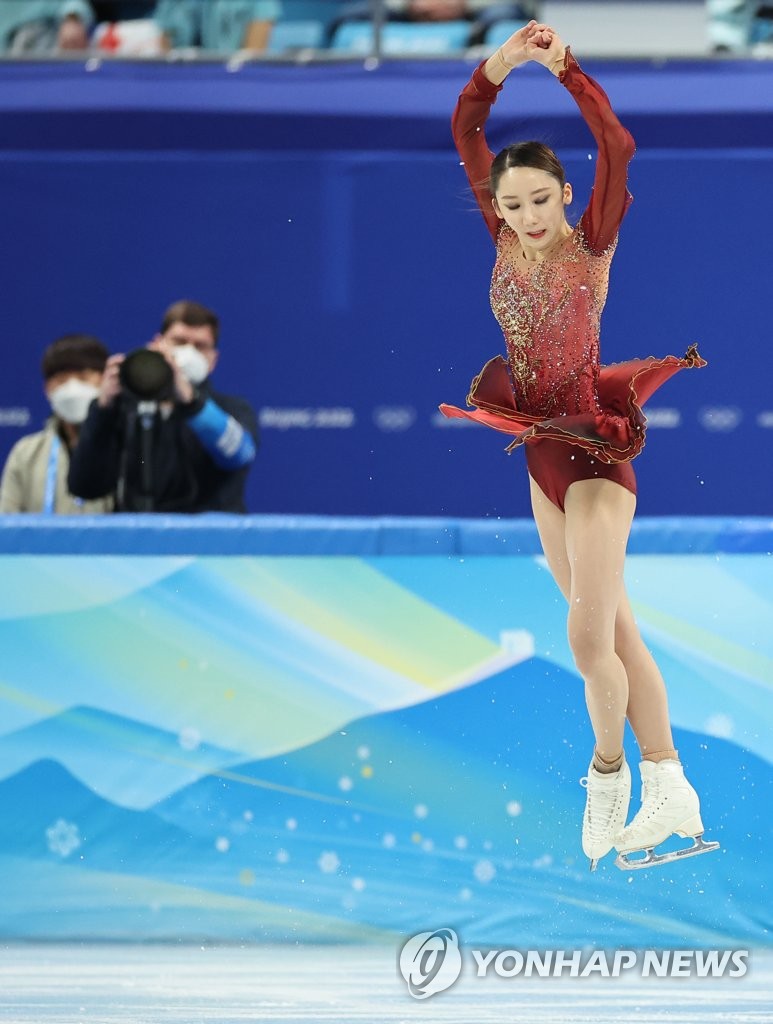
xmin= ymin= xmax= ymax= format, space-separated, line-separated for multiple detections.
xmin=439 ymin=344 xmax=706 ymax=465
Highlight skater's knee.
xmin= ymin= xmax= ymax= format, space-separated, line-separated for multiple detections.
xmin=568 ymin=625 xmax=615 ymax=678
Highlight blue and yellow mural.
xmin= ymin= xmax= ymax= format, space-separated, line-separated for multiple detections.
xmin=0 ymin=541 xmax=770 ymax=947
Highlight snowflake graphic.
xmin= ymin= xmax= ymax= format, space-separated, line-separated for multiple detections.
xmin=532 ymin=853 xmax=553 ymax=869
xmin=704 ymin=713 xmax=734 ymax=739
xmin=46 ymin=819 xmax=81 ymax=858
xmin=178 ymin=726 xmax=201 ymax=751
xmin=318 ymin=851 xmax=341 ymax=874
xmin=473 ymin=858 xmax=496 ymax=884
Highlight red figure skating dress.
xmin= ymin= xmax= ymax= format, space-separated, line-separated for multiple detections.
xmin=439 ymin=51 xmax=705 ymax=511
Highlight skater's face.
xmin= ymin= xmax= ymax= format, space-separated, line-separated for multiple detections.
xmin=492 ymin=166 xmax=572 ymax=257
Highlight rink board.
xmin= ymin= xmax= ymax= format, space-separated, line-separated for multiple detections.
xmin=0 ymin=515 xmax=769 ymax=951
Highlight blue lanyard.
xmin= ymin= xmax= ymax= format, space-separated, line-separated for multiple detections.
xmin=43 ymin=434 xmax=61 ymax=515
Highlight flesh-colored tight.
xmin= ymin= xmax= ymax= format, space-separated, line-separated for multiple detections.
xmin=529 ymin=473 xmax=676 ymax=765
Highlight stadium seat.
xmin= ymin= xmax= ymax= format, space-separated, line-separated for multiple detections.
xmin=280 ymin=0 xmax=343 ymax=21
xmin=331 ymin=20 xmax=472 ymax=55
xmin=268 ymin=20 xmax=325 ymax=53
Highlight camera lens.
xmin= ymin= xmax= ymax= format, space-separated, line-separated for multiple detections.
xmin=119 ymin=349 xmax=174 ymax=401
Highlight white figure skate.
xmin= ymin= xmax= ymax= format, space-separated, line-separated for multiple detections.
xmin=581 ymin=756 xmax=631 ymax=871
xmin=614 ymin=759 xmax=719 ymax=870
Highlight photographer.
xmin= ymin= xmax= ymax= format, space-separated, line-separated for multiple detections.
xmin=68 ymin=300 xmax=258 ymax=513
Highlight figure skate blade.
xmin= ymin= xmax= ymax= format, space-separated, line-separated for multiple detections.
xmin=615 ymin=834 xmax=720 ymax=871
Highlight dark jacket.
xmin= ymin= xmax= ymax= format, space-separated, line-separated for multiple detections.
xmin=68 ymin=382 xmax=258 ymax=513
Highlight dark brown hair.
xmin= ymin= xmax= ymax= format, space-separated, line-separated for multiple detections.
xmin=161 ymin=299 xmax=220 ymax=344
xmin=41 ymin=334 xmax=109 ymax=381
xmin=489 ymin=141 xmax=566 ymax=195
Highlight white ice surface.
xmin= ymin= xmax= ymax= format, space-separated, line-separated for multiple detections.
xmin=0 ymin=945 xmax=771 ymax=1024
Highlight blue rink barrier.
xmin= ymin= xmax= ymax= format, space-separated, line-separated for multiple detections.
xmin=0 ymin=513 xmax=772 ymax=555
xmin=0 ymin=514 xmax=770 ymax=947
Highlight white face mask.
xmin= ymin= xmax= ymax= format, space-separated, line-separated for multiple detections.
xmin=49 ymin=378 xmax=100 ymax=424
xmin=172 ymin=344 xmax=210 ymax=386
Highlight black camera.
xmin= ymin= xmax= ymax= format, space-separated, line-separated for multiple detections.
xmin=119 ymin=348 xmax=174 ymax=402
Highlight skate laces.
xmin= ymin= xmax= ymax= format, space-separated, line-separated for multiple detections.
xmin=624 ymin=763 xmax=679 ymax=837
xmin=581 ymin=770 xmax=628 ymax=843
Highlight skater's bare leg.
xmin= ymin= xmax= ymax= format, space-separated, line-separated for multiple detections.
xmin=613 ymin=591 xmax=677 ymax=762
xmin=531 ymin=477 xmax=633 ymax=867
xmin=532 ymin=477 xmax=678 ymax=763
xmin=529 ymin=473 xmax=571 ymax=595
xmin=531 ymin=477 xmax=634 ymax=866
xmin=562 ymin=479 xmax=634 ymax=763
xmin=531 ymin=476 xmax=628 ymax=764
xmin=530 ymin=477 xmax=715 ymax=870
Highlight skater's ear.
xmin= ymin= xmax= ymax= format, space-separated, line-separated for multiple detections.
xmin=562 ymin=182 xmax=573 ymax=207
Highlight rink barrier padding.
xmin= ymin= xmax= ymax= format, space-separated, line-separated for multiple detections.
xmin=0 ymin=514 xmax=771 ymax=555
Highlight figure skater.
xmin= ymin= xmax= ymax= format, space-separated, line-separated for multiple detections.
xmin=440 ymin=21 xmax=718 ymax=870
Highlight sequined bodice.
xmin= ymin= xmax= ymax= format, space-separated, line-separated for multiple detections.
xmin=490 ymin=224 xmax=616 ymax=418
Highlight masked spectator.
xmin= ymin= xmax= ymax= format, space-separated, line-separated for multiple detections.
xmin=0 ymin=334 xmax=112 ymax=514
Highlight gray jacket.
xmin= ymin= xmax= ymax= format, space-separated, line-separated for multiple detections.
xmin=0 ymin=418 xmax=112 ymax=514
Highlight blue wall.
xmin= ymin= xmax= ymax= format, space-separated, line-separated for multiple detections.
xmin=1 ymin=60 xmax=772 ymax=517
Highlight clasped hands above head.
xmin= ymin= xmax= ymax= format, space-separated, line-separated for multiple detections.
xmin=497 ymin=20 xmax=567 ymax=75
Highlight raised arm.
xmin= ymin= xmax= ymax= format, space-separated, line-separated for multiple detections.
xmin=451 ymin=66 xmax=502 ymax=242
xmin=180 ymin=390 xmax=257 ymax=472
xmin=527 ymin=30 xmax=635 ymax=254
xmin=451 ymin=21 xmax=547 ymax=242
xmin=559 ymin=51 xmax=635 ymax=253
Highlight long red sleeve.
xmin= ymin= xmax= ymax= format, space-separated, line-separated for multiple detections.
xmin=451 ymin=51 xmax=635 ymax=252
xmin=451 ymin=63 xmax=503 ymax=242
xmin=559 ymin=51 xmax=636 ymax=254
